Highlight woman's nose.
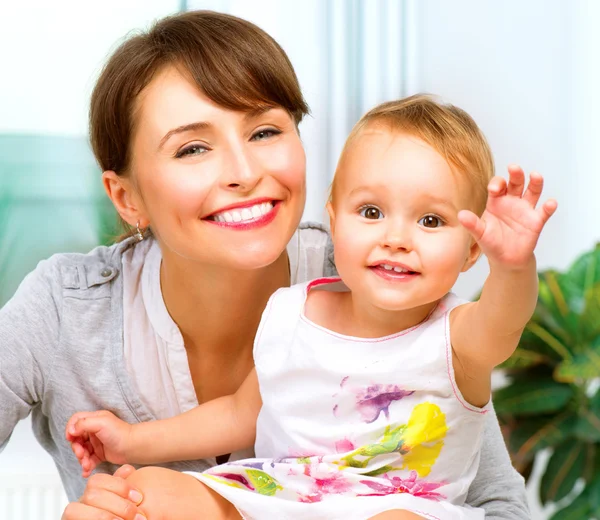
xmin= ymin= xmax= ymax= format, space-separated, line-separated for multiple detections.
xmin=222 ymin=147 xmax=261 ymax=192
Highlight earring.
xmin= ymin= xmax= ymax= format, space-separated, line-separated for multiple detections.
xmin=135 ymin=220 xmax=145 ymax=242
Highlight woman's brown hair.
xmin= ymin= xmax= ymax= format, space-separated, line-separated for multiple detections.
xmin=90 ymin=10 xmax=309 ymax=174
xmin=90 ymin=10 xmax=309 ymax=240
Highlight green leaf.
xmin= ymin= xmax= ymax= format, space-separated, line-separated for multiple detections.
xmin=535 ymin=271 xmax=583 ymax=345
xmin=540 ymin=439 xmax=587 ymax=504
xmin=494 ymin=379 xmax=574 ymax=416
xmin=588 ymin=473 xmax=600 ymax=515
xmin=574 ymin=411 xmax=600 ymax=443
xmin=567 ymin=243 xmax=600 ymax=295
xmin=590 ymin=385 xmax=600 ymax=414
xmin=506 ymin=412 xmax=575 ymax=465
xmin=579 ymin=284 xmax=600 ymax=341
xmin=554 ymin=337 xmax=600 ymax=383
xmin=549 ymin=485 xmax=590 ymax=520
xmin=526 ymin=320 xmax=573 ymax=361
xmin=499 ymin=348 xmax=547 ymax=370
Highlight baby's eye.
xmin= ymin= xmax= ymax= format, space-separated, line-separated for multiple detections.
xmin=359 ymin=206 xmax=383 ymax=220
xmin=419 ymin=215 xmax=444 ymax=228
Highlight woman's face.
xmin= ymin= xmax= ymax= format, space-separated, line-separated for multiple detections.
xmin=125 ymin=66 xmax=306 ymax=270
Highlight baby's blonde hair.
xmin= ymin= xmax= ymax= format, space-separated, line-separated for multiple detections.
xmin=331 ymin=94 xmax=495 ymax=215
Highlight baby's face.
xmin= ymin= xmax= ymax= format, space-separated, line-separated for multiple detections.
xmin=328 ymin=128 xmax=479 ymax=314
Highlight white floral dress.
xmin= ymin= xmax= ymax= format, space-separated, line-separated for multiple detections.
xmin=190 ymin=278 xmax=489 ymax=520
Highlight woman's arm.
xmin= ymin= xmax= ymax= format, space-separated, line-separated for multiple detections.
xmin=0 ymin=259 xmax=61 ymax=453
xmin=467 ymin=405 xmax=530 ymax=519
xmin=67 ymin=369 xmax=261 ymax=473
xmin=61 ymin=465 xmax=144 ymax=520
xmin=127 ymin=467 xmax=241 ymax=520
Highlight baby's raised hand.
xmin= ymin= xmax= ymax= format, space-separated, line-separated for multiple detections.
xmin=458 ymin=165 xmax=557 ymax=269
xmin=65 ymin=410 xmax=133 ymax=478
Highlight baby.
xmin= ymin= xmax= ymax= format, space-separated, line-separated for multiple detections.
xmin=67 ymin=95 xmax=556 ymax=520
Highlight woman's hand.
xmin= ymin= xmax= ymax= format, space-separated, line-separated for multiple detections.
xmin=458 ymin=165 xmax=557 ymax=269
xmin=66 ymin=410 xmax=134 ymax=477
xmin=61 ymin=465 xmax=145 ymax=520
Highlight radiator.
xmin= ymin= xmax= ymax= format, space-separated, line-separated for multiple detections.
xmin=0 ymin=474 xmax=68 ymax=520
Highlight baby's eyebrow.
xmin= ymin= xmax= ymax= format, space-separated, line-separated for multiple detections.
xmin=422 ymin=195 xmax=455 ymax=208
xmin=348 ymin=186 xmax=379 ymax=197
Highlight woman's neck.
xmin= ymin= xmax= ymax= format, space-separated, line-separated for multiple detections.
xmin=159 ymin=248 xmax=290 ymax=360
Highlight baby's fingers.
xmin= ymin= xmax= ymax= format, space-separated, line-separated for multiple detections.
xmin=66 ymin=412 xmax=91 ymax=441
xmin=522 ymin=171 xmax=544 ymax=207
xmin=66 ymin=411 xmax=107 ymax=440
xmin=81 ymin=453 xmax=98 ymax=479
xmin=70 ymin=440 xmax=86 ymax=461
xmin=458 ymin=210 xmax=486 ymax=242
xmin=506 ymin=165 xmax=526 ymax=197
xmin=537 ymin=199 xmax=558 ymax=224
xmin=487 ymin=176 xmax=508 ymax=199
xmin=68 ymin=412 xmax=110 ymax=437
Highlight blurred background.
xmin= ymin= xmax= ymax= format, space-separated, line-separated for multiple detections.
xmin=1 ymin=0 xmax=599 ymax=518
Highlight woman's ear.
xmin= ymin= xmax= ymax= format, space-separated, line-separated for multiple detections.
xmin=102 ymin=171 xmax=149 ymax=228
xmin=326 ymin=201 xmax=336 ymax=236
xmin=461 ymin=239 xmax=482 ymax=272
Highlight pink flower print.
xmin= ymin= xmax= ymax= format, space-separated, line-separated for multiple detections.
xmin=359 ymin=471 xmax=446 ymax=501
xmin=314 ymin=472 xmax=353 ymax=495
xmin=298 ymin=492 xmax=323 ymax=503
xmin=211 ymin=472 xmax=255 ymax=491
xmin=335 ymin=438 xmax=355 ymax=453
xmin=356 ymin=384 xmax=415 ymax=423
xmin=298 ymin=469 xmax=354 ymax=503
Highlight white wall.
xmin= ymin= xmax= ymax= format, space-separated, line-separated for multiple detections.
xmin=415 ymin=0 xmax=599 ymax=302
xmin=0 ymin=0 xmax=180 ymax=512
xmin=0 ymin=0 xmax=180 ymax=136
xmin=415 ymin=2 xmax=600 ymax=518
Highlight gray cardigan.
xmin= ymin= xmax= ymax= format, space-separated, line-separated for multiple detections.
xmin=0 ymin=230 xmax=530 ymax=518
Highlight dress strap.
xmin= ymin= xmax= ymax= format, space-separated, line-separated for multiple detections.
xmin=253 ymin=281 xmax=310 ymax=365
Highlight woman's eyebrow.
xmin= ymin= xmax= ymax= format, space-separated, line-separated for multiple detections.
xmin=159 ymin=121 xmax=212 ymax=150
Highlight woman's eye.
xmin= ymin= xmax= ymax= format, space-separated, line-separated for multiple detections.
xmin=359 ymin=206 xmax=383 ymax=220
xmin=419 ymin=215 xmax=444 ymax=228
xmin=175 ymin=144 xmax=209 ymax=158
xmin=251 ymin=129 xmax=281 ymax=141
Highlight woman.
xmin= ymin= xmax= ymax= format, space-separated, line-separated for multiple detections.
xmin=0 ymin=10 xmax=528 ymax=520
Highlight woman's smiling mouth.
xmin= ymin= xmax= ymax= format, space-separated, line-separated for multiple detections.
xmin=204 ymin=199 xmax=280 ymax=229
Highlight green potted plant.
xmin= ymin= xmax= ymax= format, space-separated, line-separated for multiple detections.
xmin=494 ymin=243 xmax=600 ymax=519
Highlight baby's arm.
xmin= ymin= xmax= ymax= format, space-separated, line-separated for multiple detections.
xmin=67 ymin=368 xmax=261 ymax=475
xmin=451 ymin=167 xmax=557 ymax=394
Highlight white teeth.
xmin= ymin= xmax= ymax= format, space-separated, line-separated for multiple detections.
xmin=380 ymin=264 xmax=409 ymax=273
xmin=213 ymin=202 xmax=274 ymax=223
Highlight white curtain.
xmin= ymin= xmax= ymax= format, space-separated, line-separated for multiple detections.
xmin=186 ymin=0 xmax=419 ymax=222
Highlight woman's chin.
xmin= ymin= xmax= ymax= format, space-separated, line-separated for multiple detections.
xmin=224 ymin=243 xmax=288 ymax=271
